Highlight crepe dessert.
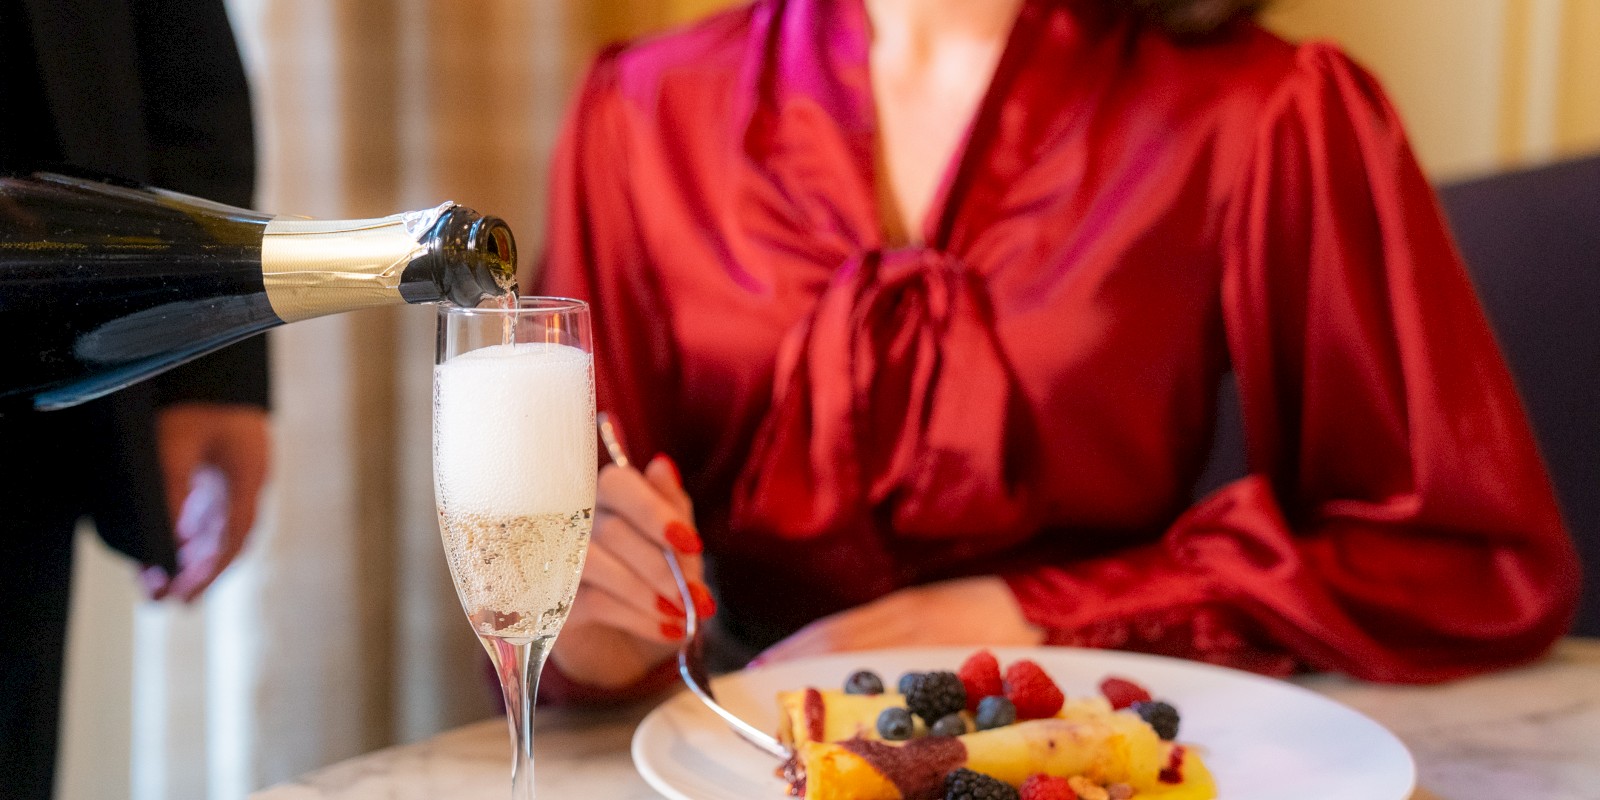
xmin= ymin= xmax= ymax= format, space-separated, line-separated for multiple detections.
xmin=774 ymin=650 xmax=1216 ymax=800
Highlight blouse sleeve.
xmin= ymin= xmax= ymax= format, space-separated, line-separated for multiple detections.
xmin=533 ymin=51 xmax=683 ymax=704
xmin=1003 ymin=44 xmax=1580 ymax=683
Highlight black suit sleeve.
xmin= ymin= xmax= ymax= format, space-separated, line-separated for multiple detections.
xmin=133 ymin=0 xmax=271 ymax=409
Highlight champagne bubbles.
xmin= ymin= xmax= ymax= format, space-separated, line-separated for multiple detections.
xmin=432 ymin=342 xmax=597 ymax=518
xmin=433 ymin=341 xmax=597 ymax=643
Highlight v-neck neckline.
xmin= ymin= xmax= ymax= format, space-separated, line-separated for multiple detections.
xmin=861 ymin=0 xmax=1040 ymax=249
xmin=735 ymin=0 xmax=1113 ymax=263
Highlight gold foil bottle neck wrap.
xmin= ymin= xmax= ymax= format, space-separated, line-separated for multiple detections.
xmin=261 ymin=203 xmax=454 ymax=323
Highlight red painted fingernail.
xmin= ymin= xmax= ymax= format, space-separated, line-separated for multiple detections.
xmin=654 ymin=453 xmax=682 ymax=485
xmin=688 ymin=580 xmax=717 ymax=619
xmin=656 ymin=594 xmax=685 ymax=618
xmin=660 ymin=621 xmax=685 ymax=640
xmin=664 ymin=521 xmax=702 ymax=555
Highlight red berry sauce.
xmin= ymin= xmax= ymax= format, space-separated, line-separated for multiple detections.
xmin=839 ymin=737 xmax=969 ymax=800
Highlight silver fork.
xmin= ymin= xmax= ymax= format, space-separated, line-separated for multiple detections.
xmin=596 ymin=412 xmax=790 ymax=759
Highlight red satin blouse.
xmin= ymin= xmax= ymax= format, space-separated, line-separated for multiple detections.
xmin=537 ymin=0 xmax=1579 ymax=685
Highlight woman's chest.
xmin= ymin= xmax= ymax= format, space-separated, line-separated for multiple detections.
xmin=644 ymin=155 xmax=1232 ymax=525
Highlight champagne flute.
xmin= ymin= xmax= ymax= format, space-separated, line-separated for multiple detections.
xmin=433 ymin=297 xmax=595 ymax=799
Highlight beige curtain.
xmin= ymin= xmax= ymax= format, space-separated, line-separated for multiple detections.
xmin=246 ymin=0 xmax=656 ymax=786
xmin=53 ymin=1 xmax=1600 ymax=798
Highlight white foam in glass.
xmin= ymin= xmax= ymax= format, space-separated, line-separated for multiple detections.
xmin=433 ymin=342 xmax=596 ymax=517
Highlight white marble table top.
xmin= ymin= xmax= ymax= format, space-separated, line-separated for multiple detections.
xmin=253 ymin=638 xmax=1600 ymax=800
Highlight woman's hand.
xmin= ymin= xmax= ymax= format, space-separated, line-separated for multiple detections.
xmin=751 ymin=576 xmax=1044 ymax=666
xmin=550 ymin=455 xmax=715 ymax=689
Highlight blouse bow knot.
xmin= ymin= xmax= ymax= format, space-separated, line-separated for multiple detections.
xmin=733 ymin=247 xmax=1037 ymax=543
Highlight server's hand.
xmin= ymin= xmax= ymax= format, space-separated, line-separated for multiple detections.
xmin=143 ymin=403 xmax=271 ymax=602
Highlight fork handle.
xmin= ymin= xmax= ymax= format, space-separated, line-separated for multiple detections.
xmin=598 ymin=411 xmax=789 ymax=760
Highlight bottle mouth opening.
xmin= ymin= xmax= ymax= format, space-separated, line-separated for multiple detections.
xmin=469 ymin=217 xmax=518 ymax=285
xmin=481 ymin=222 xmax=514 ymax=269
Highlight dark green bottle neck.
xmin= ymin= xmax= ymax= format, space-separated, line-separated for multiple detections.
xmin=399 ymin=206 xmax=518 ymax=306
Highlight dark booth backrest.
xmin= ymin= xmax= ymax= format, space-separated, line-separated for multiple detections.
xmin=1438 ymin=155 xmax=1600 ymax=636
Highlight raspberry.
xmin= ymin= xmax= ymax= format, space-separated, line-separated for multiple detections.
xmin=958 ymin=650 xmax=1004 ymax=712
xmin=1003 ymin=659 xmax=1064 ymax=720
xmin=905 ymin=671 xmax=967 ymax=725
xmin=1098 ymin=676 xmax=1151 ymax=710
xmin=1019 ymin=774 xmax=1077 ymax=800
xmin=945 ymin=768 xmax=1020 ymax=800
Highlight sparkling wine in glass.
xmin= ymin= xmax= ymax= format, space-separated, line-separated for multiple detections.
xmin=433 ymin=297 xmax=595 ymax=798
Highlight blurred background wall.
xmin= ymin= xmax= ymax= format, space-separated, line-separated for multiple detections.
xmin=55 ymin=0 xmax=1599 ymax=798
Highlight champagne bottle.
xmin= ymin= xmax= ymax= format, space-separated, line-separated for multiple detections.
xmin=0 ymin=172 xmax=517 ymax=411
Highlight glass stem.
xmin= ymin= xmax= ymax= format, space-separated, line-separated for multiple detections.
xmin=486 ymin=635 xmax=551 ymax=799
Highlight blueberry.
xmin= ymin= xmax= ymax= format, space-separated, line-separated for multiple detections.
xmin=1131 ymin=700 xmax=1180 ymax=741
xmin=877 ymin=706 xmax=914 ymax=741
xmin=973 ymin=695 xmax=1016 ymax=731
xmin=845 ymin=670 xmax=885 ymax=696
xmin=897 ymin=671 xmax=922 ymax=695
xmin=929 ymin=712 xmax=968 ymax=738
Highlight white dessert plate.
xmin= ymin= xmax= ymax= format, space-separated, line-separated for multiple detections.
xmin=631 ymin=646 xmax=1415 ymax=800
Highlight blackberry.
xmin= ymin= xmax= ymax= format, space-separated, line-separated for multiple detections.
xmin=945 ymin=768 xmax=1019 ymax=800
xmin=973 ymin=695 xmax=1016 ymax=731
xmin=845 ymin=670 xmax=885 ymax=695
xmin=1131 ymin=700 xmax=1180 ymax=741
xmin=930 ymin=712 xmax=968 ymax=738
xmin=905 ymin=671 xmax=967 ymax=724
xmin=876 ymin=706 xmax=915 ymax=740
xmin=897 ymin=671 xmax=922 ymax=695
